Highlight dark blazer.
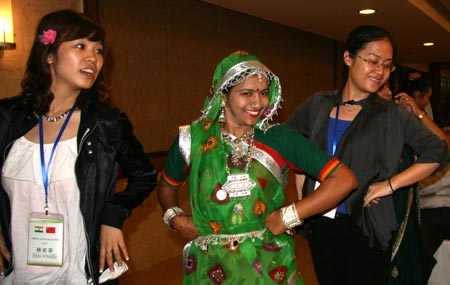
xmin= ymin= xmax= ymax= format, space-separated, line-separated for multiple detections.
xmin=286 ymin=90 xmax=449 ymax=249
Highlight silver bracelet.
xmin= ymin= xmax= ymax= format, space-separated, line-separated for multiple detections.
xmin=280 ymin=203 xmax=303 ymax=229
xmin=163 ymin=206 xmax=186 ymax=231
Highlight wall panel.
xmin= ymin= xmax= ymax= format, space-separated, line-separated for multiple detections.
xmin=99 ymin=0 xmax=336 ymax=153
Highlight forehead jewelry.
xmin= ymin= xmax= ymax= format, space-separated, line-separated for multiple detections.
xmin=257 ymin=73 xmax=262 ymax=83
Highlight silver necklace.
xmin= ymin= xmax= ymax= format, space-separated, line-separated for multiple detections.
xmin=43 ymin=109 xmax=71 ymax=123
xmin=216 ymin=127 xmax=256 ymax=201
xmin=221 ymin=128 xmax=254 ymax=171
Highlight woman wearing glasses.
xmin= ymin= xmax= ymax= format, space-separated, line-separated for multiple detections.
xmin=286 ymin=25 xmax=449 ymax=285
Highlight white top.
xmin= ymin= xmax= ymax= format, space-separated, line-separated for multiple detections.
xmin=1 ymin=136 xmax=88 ymax=285
xmin=419 ymin=163 xmax=450 ymax=209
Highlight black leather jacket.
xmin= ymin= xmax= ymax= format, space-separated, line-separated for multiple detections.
xmin=0 ymin=96 xmax=157 ymax=283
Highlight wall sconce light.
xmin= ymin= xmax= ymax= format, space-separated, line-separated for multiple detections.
xmin=0 ymin=0 xmax=15 ymax=53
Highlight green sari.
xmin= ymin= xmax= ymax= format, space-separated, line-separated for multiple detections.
xmin=389 ymin=146 xmax=424 ymax=285
xmin=162 ymin=51 xmax=340 ymax=284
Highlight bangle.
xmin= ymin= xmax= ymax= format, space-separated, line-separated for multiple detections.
xmin=387 ymin=178 xmax=394 ymax=195
xmin=163 ymin=206 xmax=186 ymax=231
xmin=280 ymin=203 xmax=303 ymax=229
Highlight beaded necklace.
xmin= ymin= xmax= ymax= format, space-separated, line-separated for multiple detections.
xmin=43 ymin=109 xmax=72 ymax=123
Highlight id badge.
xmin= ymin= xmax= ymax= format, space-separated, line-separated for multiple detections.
xmin=314 ymin=181 xmax=337 ymax=219
xmin=28 ymin=212 xmax=64 ymax=266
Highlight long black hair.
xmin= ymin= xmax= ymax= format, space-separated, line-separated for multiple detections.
xmin=20 ymin=9 xmax=107 ymax=114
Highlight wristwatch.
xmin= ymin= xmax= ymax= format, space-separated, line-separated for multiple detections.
xmin=163 ymin=206 xmax=186 ymax=231
xmin=417 ymin=111 xmax=425 ymax=120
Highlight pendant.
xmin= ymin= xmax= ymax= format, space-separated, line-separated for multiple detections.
xmin=222 ymin=173 xmax=255 ymax=199
xmin=228 ymin=154 xmax=246 ymax=169
xmin=231 ymin=203 xmax=245 ymax=225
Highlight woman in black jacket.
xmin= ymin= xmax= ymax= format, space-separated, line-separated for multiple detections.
xmin=0 ymin=9 xmax=157 ymax=284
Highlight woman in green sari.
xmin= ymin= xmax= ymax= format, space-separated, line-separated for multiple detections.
xmin=157 ymin=51 xmax=356 ymax=284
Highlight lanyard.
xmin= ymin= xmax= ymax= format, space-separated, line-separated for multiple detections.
xmin=39 ymin=105 xmax=76 ymax=215
xmin=332 ymin=104 xmax=340 ymax=156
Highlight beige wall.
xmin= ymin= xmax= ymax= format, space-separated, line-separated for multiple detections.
xmin=0 ymin=0 xmax=82 ymax=98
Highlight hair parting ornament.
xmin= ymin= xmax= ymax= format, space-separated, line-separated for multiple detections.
xmin=40 ymin=29 xmax=57 ymax=45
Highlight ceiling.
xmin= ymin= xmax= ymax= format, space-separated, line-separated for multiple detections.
xmin=202 ymin=0 xmax=450 ymax=70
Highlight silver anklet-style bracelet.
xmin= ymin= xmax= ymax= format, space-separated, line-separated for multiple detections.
xmin=280 ymin=203 xmax=303 ymax=229
xmin=163 ymin=206 xmax=186 ymax=231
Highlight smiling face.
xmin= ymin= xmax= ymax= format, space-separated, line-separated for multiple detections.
xmin=345 ymin=39 xmax=394 ymax=97
xmin=378 ymin=82 xmax=393 ymax=101
xmin=48 ymin=38 xmax=104 ymax=96
xmin=223 ymin=74 xmax=269 ymax=136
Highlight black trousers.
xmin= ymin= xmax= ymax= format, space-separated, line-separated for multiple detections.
xmin=308 ymin=215 xmax=390 ymax=285
xmin=420 ymin=207 xmax=450 ymax=284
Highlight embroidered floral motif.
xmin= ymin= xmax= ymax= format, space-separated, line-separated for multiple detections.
xmin=257 ymin=178 xmax=267 ymax=190
xmin=41 ymin=29 xmax=57 ymax=45
xmin=253 ymin=199 xmax=267 ymax=216
xmin=269 ymin=266 xmax=288 ymax=283
xmin=253 ymin=259 xmax=262 ymax=274
xmin=184 ymin=254 xmax=197 ymax=274
xmin=207 ymin=264 xmax=226 ymax=284
xmin=263 ymin=242 xmax=282 ymax=252
xmin=201 ymin=118 xmax=214 ymax=131
xmin=211 ymin=184 xmax=230 ymax=204
xmin=202 ymin=135 xmax=218 ymax=152
xmin=209 ymin=221 xmax=222 ymax=234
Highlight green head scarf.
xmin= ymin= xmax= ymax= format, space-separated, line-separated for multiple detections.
xmin=194 ymin=51 xmax=282 ymax=131
xmin=187 ymin=51 xmax=284 ymax=236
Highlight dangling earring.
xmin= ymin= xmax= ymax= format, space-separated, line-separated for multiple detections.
xmin=219 ymin=100 xmax=226 ymax=124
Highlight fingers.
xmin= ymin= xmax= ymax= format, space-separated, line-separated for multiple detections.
xmin=114 ymin=241 xmax=129 ymax=269
xmin=0 ymin=245 xmax=11 ymax=276
xmin=364 ymin=180 xmax=391 ymax=207
xmin=264 ymin=210 xmax=285 ymax=235
xmin=394 ymin=94 xmax=419 ymax=114
xmin=99 ymin=225 xmax=129 ymax=274
xmin=100 ymin=245 xmax=125 ymax=273
xmin=99 ymin=247 xmax=110 ymax=273
xmin=106 ymin=247 xmax=116 ymax=272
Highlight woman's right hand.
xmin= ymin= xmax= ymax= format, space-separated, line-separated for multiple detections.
xmin=171 ymin=215 xmax=199 ymax=240
xmin=0 ymin=237 xmax=11 ymax=276
xmin=394 ymin=92 xmax=421 ymax=116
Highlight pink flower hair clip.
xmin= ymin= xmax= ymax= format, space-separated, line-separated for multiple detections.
xmin=40 ymin=29 xmax=57 ymax=45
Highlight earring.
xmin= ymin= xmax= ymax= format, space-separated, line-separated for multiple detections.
xmin=218 ymin=100 xmax=226 ymax=124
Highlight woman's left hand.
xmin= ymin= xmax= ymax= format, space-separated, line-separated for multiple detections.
xmin=265 ymin=209 xmax=286 ymax=235
xmin=99 ymin=225 xmax=129 ymax=274
xmin=363 ymin=180 xmax=391 ymax=207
